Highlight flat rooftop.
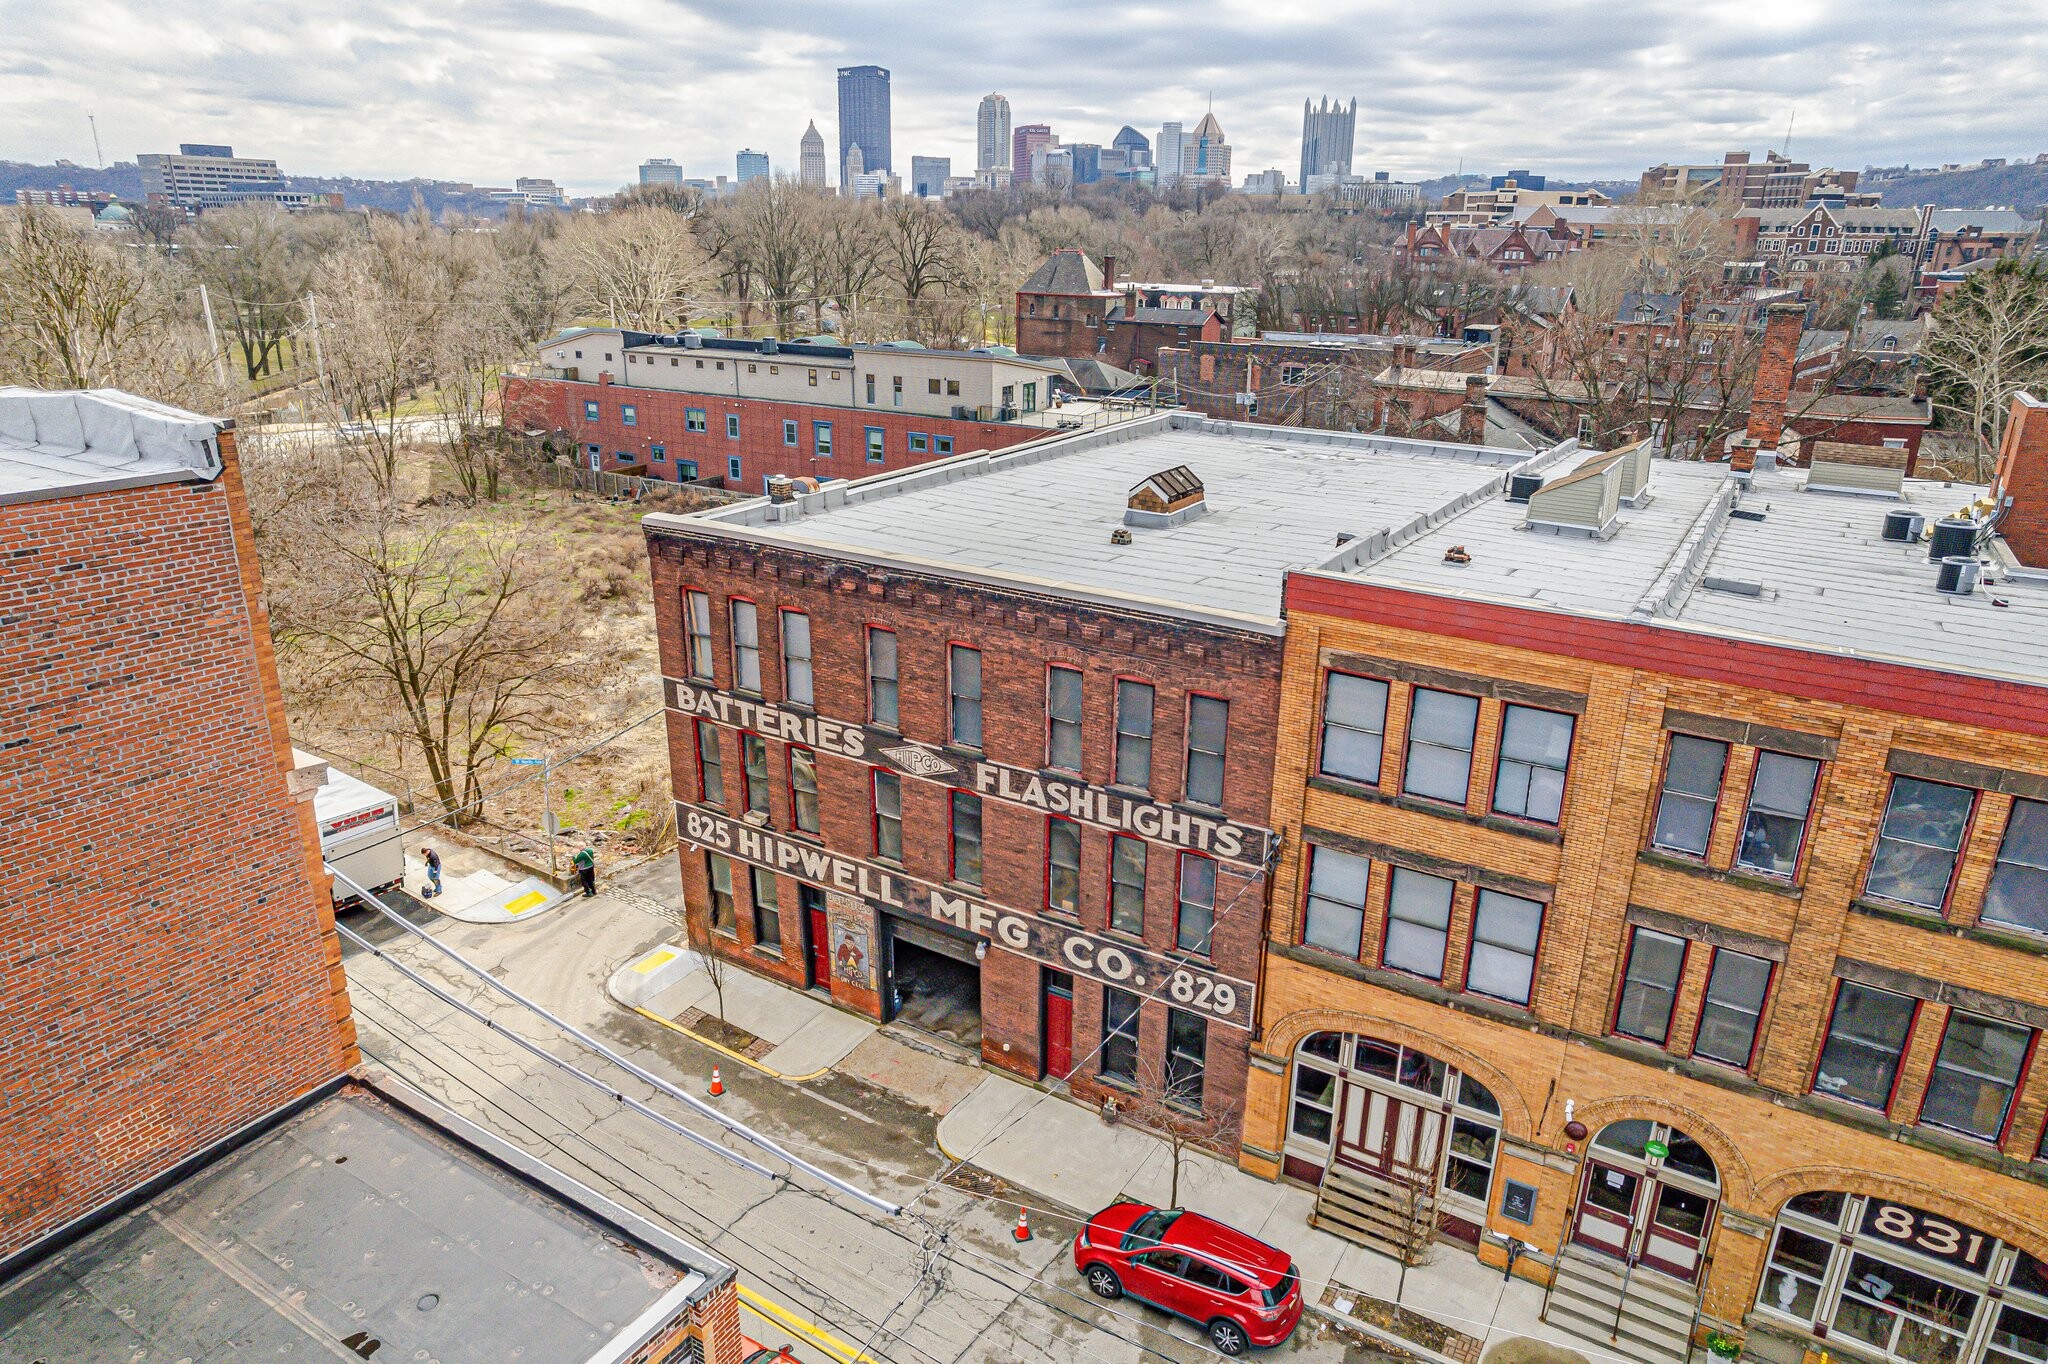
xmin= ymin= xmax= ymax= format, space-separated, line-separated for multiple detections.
xmin=0 ymin=1084 xmax=718 ymax=1363
xmin=0 ymin=387 xmax=224 ymax=505
xmin=1346 ymin=458 xmax=2048 ymax=686
xmin=655 ymin=414 xmax=1539 ymax=631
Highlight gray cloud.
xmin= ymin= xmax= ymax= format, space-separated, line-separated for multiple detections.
xmin=0 ymin=0 xmax=2040 ymax=193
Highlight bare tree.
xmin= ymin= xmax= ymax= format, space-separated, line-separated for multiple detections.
xmin=1387 ymin=1171 xmax=1438 ymax=1306
xmin=704 ymin=177 xmax=824 ymax=338
xmin=1113 ymin=1082 xmax=1244 ymax=1212
xmin=1922 ymin=259 xmax=2048 ymax=473
xmin=190 ymin=203 xmax=309 ymax=380
xmin=552 ymin=206 xmax=714 ymax=332
xmin=272 ymin=499 xmax=589 ymax=825
xmin=880 ymin=197 xmax=964 ymax=341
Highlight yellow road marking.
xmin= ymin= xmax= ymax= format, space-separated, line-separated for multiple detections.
xmin=630 ymin=946 xmax=680 ymax=973
xmin=738 ymin=1284 xmax=878 ymax=1364
xmin=504 ymin=890 xmax=549 ymax=915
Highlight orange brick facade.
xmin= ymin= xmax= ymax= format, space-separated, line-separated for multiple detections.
xmin=0 ymin=428 xmax=359 ymax=1259
xmin=1243 ymin=571 xmax=2048 ymax=1356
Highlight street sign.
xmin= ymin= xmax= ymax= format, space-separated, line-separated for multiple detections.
xmin=1644 ymin=1139 xmax=1670 ymax=1159
xmin=544 ymin=813 xmax=562 ymax=835
xmin=509 ymin=757 xmax=545 ymax=766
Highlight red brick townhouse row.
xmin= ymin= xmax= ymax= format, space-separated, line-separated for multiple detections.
xmin=643 ymin=412 xmax=1556 ymax=1144
xmin=502 ymin=328 xmax=1073 ymax=493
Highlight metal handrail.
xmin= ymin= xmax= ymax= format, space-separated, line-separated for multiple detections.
xmin=1685 ymin=1251 xmax=1715 ymax=1364
xmin=1612 ymin=1252 xmax=1637 ymax=1343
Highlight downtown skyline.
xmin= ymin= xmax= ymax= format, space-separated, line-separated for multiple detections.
xmin=2 ymin=0 xmax=2045 ymax=195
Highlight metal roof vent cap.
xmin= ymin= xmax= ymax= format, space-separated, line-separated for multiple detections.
xmin=1125 ymin=465 xmax=1208 ymax=528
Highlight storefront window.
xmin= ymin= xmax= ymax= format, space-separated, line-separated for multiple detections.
xmin=1832 ymin=1252 xmax=1978 ymax=1362
xmin=1290 ymin=1065 xmax=1337 ymax=1143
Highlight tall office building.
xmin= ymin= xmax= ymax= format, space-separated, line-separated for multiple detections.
xmin=1155 ymin=122 xmax=1186 ymax=186
xmin=842 ymin=143 xmax=865 ymax=196
xmin=976 ymin=93 xmax=1012 ymax=172
xmin=1298 ymin=96 xmax=1357 ymax=187
xmin=1012 ymin=125 xmax=1055 ymax=185
xmin=1183 ymin=112 xmax=1232 ymax=184
xmin=1111 ymin=125 xmax=1152 ymax=170
xmin=736 ymin=149 xmax=770 ymax=184
xmin=910 ymin=156 xmax=951 ymax=198
xmin=799 ymin=121 xmax=828 ymax=187
xmin=639 ymin=157 xmax=684 ymax=187
xmin=837 ymin=65 xmax=891 ymax=175
xmin=136 ymin=144 xmax=311 ymax=210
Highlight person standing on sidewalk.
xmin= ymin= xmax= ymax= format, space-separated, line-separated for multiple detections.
xmin=422 ymin=847 xmax=443 ymax=900
xmin=572 ymin=846 xmax=597 ymax=898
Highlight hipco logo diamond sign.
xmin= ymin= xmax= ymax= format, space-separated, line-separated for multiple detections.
xmin=881 ymin=744 xmax=957 ymax=778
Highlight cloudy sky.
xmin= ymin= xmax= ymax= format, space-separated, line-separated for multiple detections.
xmin=3 ymin=0 xmax=2042 ymax=194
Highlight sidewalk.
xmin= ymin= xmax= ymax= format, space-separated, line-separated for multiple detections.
xmin=402 ymin=844 xmax=571 ymax=923
xmin=937 ymin=1070 xmax=1626 ymax=1364
xmin=608 ymin=941 xmax=875 ymax=1079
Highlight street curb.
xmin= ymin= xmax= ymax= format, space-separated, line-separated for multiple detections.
xmin=622 ymin=1004 xmax=838 ymax=1083
xmin=1305 ymin=1300 xmax=1461 ymax=1364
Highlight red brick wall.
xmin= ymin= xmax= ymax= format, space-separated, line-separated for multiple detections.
xmin=647 ymin=532 xmax=1281 ymax=1143
xmin=1745 ymin=303 xmax=1806 ymax=447
xmin=502 ymin=377 xmax=1045 ymax=490
xmin=1995 ymin=393 xmax=2048 ymax=567
xmin=0 ymin=433 xmax=358 ymax=1257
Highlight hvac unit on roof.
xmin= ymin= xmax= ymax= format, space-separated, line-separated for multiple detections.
xmin=1936 ymin=556 xmax=1982 ymax=595
xmin=1928 ymin=516 xmax=1981 ymax=562
xmin=1882 ymin=509 xmax=1926 ymax=542
xmin=681 ymin=332 xmax=704 ymax=349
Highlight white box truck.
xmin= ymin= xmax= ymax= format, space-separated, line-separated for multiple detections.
xmin=294 ymin=749 xmax=405 ymax=903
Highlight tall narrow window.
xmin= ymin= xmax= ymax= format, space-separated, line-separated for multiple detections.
xmin=1985 ymin=798 xmax=2048 ymax=934
xmin=1919 ymin=1012 xmax=2032 ymax=1142
xmin=706 ymin=853 xmax=736 ymax=934
xmin=1165 ymin=1009 xmax=1207 ymax=1110
xmin=1109 ymin=835 xmax=1146 ymax=936
xmin=780 ymin=610 xmax=814 ymax=707
xmin=867 ymin=627 xmax=899 ymax=728
xmin=1737 ymin=752 xmax=1821 ymax=877
xmin=1813 ymin=981 xmax=1917 ymax=1109
xmin=1693 ymin=949 xmax=1772 ymax=1068
xmin=684 ymin=591 xmax=714 ymax=680
xmin=1102 ymin=987 xmax=1141 ymax=1084
xmin=1302 ymin=846 xmax=1370 ymax=959
xmin=729 ymin=600 xmax=761 ymax=693
xmin=750 ymin=867 xmax=781 ymax=948
xmin=1184 ymin=696 xmax=1229 ymax=807
xmin=694 ymin=720 xmax=724 ymax=807
xmin=742 ymin=733 xmax=770 ymax=817
xmin=1404 ymin=689 xmax=1480 ymax=805
xmin=1319 ymin=672 xmax=1389 ymax=785
xmin=1493 ymin=706 xmax=1574 ymax=824
xmin=1468 ymin=890 xmax=1544 ymax=1005
xmin=1864 ymin=777 xmax=1976 ymax=910
xmin=1047 ymin=817 xmax=1081 ymax=914
xmin=1652 ymin=735 xmax=1728 ymax=856
xmin=788 ymin=747 xmax=820 ymax=835
xmin=872 ymin=769 xmax=902 ymax=861
xmin=1176 ymin=854 xmax=1217 ymax=955
xmin=1614 ymin=928 xmax=1687 ymax=1045
xmin=949 ymin=645 xmax=983 ymax=749
xmin=1384 ymin=867 xmax=1454 ymax=981
xmin=950 ymin=791 xmax=983 ymax=887
xmin=1114 ymin=680 xmax=1154 ymax=790
xmin=1047 ymin=666 xmax=1083 ymax=772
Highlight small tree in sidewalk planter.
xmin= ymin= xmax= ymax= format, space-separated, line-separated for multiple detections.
xmin=1387 ymin=1171 xmax=1437 ymax=1307
xmin=1111 ymin=1081 xmax=1243 ymax=1212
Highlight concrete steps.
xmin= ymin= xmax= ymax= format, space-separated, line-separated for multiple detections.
xmin=1542 ymin=1246 xmax=1698 ymax=1363
xmin=1308 ymin=1166 xmax=1437 ymax=1260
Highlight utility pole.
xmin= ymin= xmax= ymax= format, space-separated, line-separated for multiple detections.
xmin=304 ymin=292 xmax=329 ymax=401
xmin=197 ymin=283 xmax=229 ymax=388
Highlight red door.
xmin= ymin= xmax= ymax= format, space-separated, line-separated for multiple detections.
xmin=806 ymin=897 xmax=831 ymax=989
xmin=1043 ymin=971 xmax=1075 ymax=1079
xmin=1637 ymin=1182 xmax=1715 ymax=1283
xmin=1572 ymin=1160 xmax=1642 ymax=1261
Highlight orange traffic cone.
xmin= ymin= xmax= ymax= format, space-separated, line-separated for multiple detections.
xmin=709 ymin=1066 xmax=724 ymax=1097
xmin=1013 ymin=1208 xmax=1032 ymax=1242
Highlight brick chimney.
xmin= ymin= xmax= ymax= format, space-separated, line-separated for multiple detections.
xmin=1992 ymin=392 xmax=2048 ymax=567
xmin=1102 ymin=254 xmax=1117 ymax=290
xmin=1460 ymin=374 xmax=1489 ymax=445
xmin=1737 ymin=301 xmax=1806 ymax=468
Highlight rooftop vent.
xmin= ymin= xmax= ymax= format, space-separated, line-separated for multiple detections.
xmin=1613 ymin=437 xmax=1653 ymax=506
xmin=1524 ymin=453 xmax=1624 ymax=539
xmin=760 ymin=336 xmax=779 ymax=355
xmin=1125 ymin=465 xmax=1208 ymax=529
xmin=1807 ymin=440 xmax=1906 ymax=497
xmin=681 ymin=332 xmax=705 ymax=349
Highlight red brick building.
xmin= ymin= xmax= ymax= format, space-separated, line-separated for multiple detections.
xmin=1158 ymin=334 xmax=1490 ymax=429
xmin=1014 ymin=250 xmax=1249 ymax=376
xmin=503 ymin=329 xmax=1067 ymax=492
xmin=0 ymin=387 xmax=747 ymax=1363
xmin=644 ymin=416 xmax=1547 ymax=1142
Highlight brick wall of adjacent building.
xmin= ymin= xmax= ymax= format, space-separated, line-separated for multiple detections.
xmin=1994 ymin=393 xmax=2048 ymax=568
xmin=1158 ymin=338 xmax=1489 ymax=428
xmin=1246 ymin=570 xmax=2048 ymax=1342
xmin=645 ymin=529 xmax=1281 ymax=1144
xmin=0 ymin=428 xmax=359 ymax=1259
xmin=502 ymin=376 xmax=1046 ymax=490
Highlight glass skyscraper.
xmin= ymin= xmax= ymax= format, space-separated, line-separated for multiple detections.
xmin=836 ymin=65 xmax=891 ymax=175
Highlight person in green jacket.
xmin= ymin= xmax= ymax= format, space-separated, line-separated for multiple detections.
xmin=572 ymin=846 xmax=597 ymax=898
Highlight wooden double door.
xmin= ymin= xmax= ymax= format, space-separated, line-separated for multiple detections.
xmin=1571 ymin=1156 xmax=1717 ymax=1283
xmin=1333 ymin=1081 xmax=1446 ymax=1189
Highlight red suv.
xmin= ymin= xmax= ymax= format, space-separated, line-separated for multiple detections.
xmin=1074 ymin=1203 xmax=1301 ymax=1355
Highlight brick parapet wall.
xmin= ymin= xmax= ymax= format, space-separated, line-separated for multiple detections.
xmin=0 ymin=448 xmax=357 ymax=1257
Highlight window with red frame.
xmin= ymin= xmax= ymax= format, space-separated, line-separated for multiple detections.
xmin=1919 ymin=1011 xmax=2032 ymax=1143
xmin=788 ymin=746 xmax=820 ymax=835
xmin=780 ymin=610 xmax=814 ymax=707
xmin=729 ymin=600 xmax=761 ymax=693
xmin=1109 ymin=835 xmax=1146 ymax=935
xmin=1692 ymin=948 xmax=1772 ymax=1068
xmin=1114 ymin=680 xmax=1154 ymax=790
xmin=741 ymin=733 xmax=771 ymax=818
xmin=1175 ymin=854 xmax=1217 ymax=955
xmin=867 ymin=627 xmax=899 ymax=729
xmin=950 ymin=790 xmax=982 ymax=887
xmin=694 ymin=720 xmax=724 ymax=807
xmin=1047 ymin=665 xmax=1083 ymax=772
xmin=1812 ymin=981 xmax=1916 ymax=1110
xmin=871 ymin=769 xmax=902 ymax=861
xmin=1467 ymin=890 xmax=1543 ymax=1005
xmin=1046 ymin=817 xmax=1081 ymax=914
xmin=683 ymin=590 xmax=714 ymax=681
xmin=1613 ymin=928 xmax=1686 ymax=1045
xmin=1184 ymin=695 xmax=1228 ymax=808
xmin=949 ymin=645 xmax=983 ymax=749
xmin=1864 ymin=776 xmax=1976 ymax=910
xmin=1736 ymin=751 xmax=1821 ymax=878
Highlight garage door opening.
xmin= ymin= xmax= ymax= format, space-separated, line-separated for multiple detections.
xmin=886 ymin=920 xmax=982 ymax=1051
